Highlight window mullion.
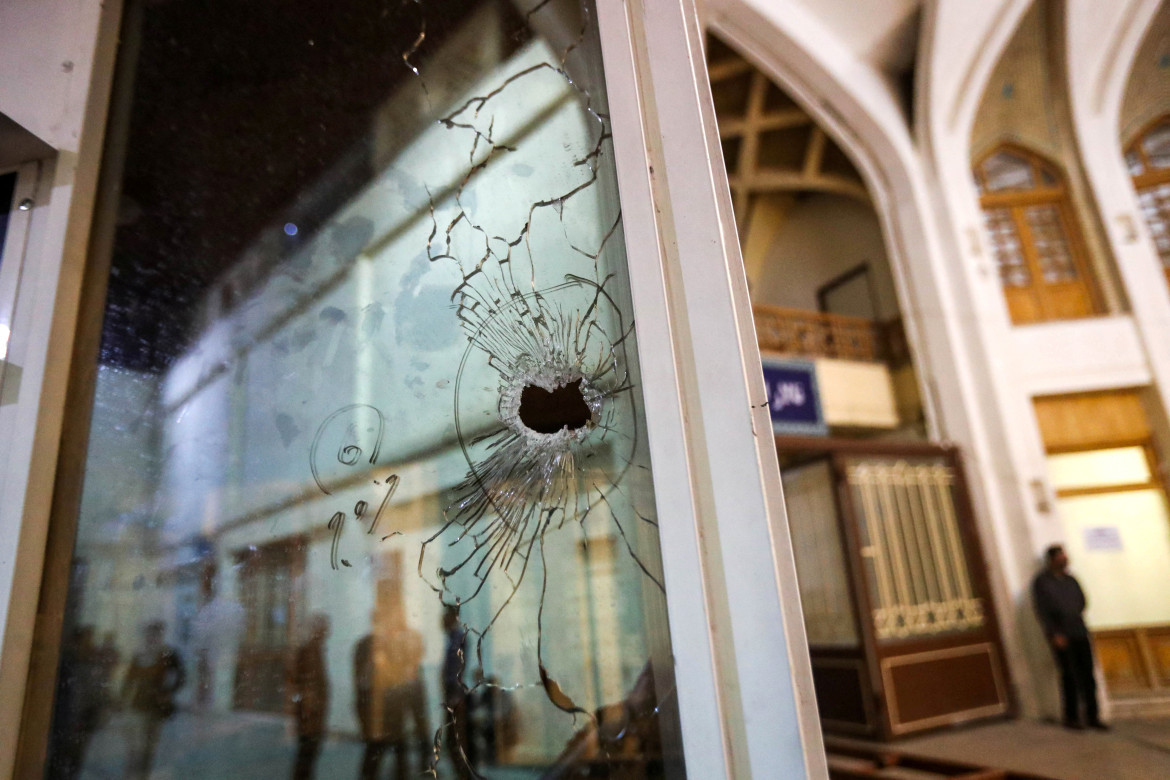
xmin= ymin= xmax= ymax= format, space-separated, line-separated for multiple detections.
xmin=1010 ymin=204 xmax=1049 ymax=318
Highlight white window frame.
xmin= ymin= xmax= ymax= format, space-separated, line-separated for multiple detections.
xmin=597 ymin=1 xmax=824 ymax=776
xmin=0 ymin=1 xmax=825 ymax=776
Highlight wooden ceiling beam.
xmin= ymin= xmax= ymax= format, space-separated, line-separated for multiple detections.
xmin=708 ymin=59 xmax=753 ymax=82
xmin=733 ymin=171 xmax=870 ymax=202
xmin=718 ymin=110 xmax=810 ymax=138
xmin=803 ymin=126 xmax=826 ymax=178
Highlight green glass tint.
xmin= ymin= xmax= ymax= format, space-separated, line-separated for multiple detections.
xmin=45 ymin=2 xmax=685 ymax=778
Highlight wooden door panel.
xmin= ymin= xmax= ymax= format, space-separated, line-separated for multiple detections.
xmin=1040 ymin=282 xmax=1093 ymax=320
xmin=1004 ymin=287 xmax=1042 ymax=324
xmin=881 ymin=644 xmax=1006 ymax=734
xmin=1095 ymin=631 xmax=1152 ymax=692
xmin=1146 ymin=628 xmax=1170 ymax=686
xmin=234 ymin=649 xmax=290 ymax=712
xmin=809 ymin=650 xmax=875 ymax=735
xmin=232 ymin=538 xmax=305 ymax=713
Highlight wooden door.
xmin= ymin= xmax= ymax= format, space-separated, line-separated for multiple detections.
xmin=830 ymin=445 xmax=1012 ymax=737
xmin=1013 ymin=201 xmax=1095 ymax=321
xmin=985 ymin=200 xmax=1096 ymax=324
xmin=233 ymin=538 xmax=305 ymax=712
xmin=781 ymin=456 xmax=876 ymax=735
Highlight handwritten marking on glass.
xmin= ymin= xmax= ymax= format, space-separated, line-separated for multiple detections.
xmin=311 ymin=405 xmax=401 ymax=570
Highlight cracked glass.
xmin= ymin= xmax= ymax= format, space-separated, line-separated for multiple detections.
xmin=43 ymin=1 xmax=687 ymax=778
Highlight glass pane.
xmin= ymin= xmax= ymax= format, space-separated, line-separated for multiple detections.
xmin=845 ymin=456 xmax=984 ymax=642
xmin=781 ymin=461 xmax=858 ymax=646
xmin=980 ymin=150 xmax=1035 ymax=192
xmin=45 ymin=3 xmax=686 ymax=779
xmin=1056 ymin=489 xmax=1170 ymax=629
xmin=1023 ymin=204 xmax=1079 ymax=284
xmin=982 ymin=208 xmax=1032 ymax=287
xmin=1047 ymin=446 xmax=1153 ymax=492
xmin=1142 ymin=121 xmax=1170 ymax=169
xmin=1126 ymin=148 xmax=1145 ymax=176
xmin=1137 ymin=183 xmax=1170 ymax=268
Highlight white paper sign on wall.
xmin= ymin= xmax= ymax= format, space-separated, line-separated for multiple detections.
xmin=1084 ymin=526 xmax=1123 ymax=552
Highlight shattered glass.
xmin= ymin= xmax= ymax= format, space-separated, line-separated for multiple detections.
xmin=44 ymin=1 xmax=686 ymax=777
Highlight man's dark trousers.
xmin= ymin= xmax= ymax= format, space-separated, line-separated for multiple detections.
xmin=1055 ymin=636 xmax=1098 ymax=725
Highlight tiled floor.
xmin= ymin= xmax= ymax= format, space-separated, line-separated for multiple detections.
xmin=70 ymin=709 xmax=1170 ymax=779
xmin=74 ymin=710 xmax=543 ymax=779
xmin=888 ymin=718 xmax=1170 ymax=780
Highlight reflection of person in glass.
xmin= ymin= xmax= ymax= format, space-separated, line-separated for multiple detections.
xmin=289 ymin=613 xmax=330 ymax=780
xmin=121 ymin=620 xmax=186 ymax=780
xmin=441 ymin=607 xmax=472 ymax=779
xmin=48 ymin=625 xmax=105 ymax=779
xmin=354 ymin=605 xmax=429 ymax=780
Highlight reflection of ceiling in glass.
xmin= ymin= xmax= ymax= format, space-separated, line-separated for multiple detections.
xmin=60 ymin=1 xmax=684 ymax=776
xmin=101 ymin=0 xmax=506 ymax=370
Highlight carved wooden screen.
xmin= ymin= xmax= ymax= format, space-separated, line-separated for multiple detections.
xmin=775 ymin=438 xmax=1011 ymax=738
xmin=836 ymin=447 xmax=1011 ymax=736
xmin=973 ymin=146 xmax=1099 ymax=324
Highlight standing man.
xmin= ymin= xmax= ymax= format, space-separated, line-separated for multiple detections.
xmin=1032 ymin=544 xmax=1107 ymax=730
xmin=354 ymin=617 xmax=390 ymax=780
xmin=441 ymin=607 xmax=472 ymax=779
xmin=353 ymin=603 xmax=429 ymax=780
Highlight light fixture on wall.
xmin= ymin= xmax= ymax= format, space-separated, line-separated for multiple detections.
xmin=1029 ymin=477 xmax=1052 ymax=514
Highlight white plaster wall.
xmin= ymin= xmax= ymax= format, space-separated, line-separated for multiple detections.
xmin=706 ymin=0 xmax=1170 ymax=722
xmin=73 ymin=366 xmax=162 ymax=547
xmin=919 ymin=0 xmax=1073 ymax=720
xmin=1065 ymin=0 xmax=1170 ymax=435
xmin=1012 ymin=316 xmax=1151 ymax=396
xmin=754 ymin=194 xmax=901 ymax=321
xmin=917 ymin=0 xmax=1170 ymax=720
xmin=0 ymin=0 xmax=105 ymax=152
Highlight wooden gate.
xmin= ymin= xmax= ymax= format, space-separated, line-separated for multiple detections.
xmin=779 ymin=438 xmax=1012 ymax=738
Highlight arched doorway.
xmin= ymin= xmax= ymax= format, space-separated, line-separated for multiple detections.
xmin=706 ymin=32 xmax=1012 ymax=739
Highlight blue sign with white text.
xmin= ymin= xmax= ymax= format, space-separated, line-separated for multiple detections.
xmin=761 ymin=358 xmax=826 ymax=436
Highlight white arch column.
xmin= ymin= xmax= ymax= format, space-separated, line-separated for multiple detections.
xmin=918 ymin=0 xmax=1079 ymax=720
xmin=1065 ymin=0 xmax=1170 ymax=417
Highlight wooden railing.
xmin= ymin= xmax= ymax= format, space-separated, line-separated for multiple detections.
xmin=753 ymin=304 xmax=889 ymax=362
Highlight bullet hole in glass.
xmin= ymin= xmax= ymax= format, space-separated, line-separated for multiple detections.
xmin=518 ymin=379 xmax=591 ymax=434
